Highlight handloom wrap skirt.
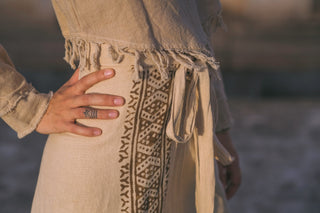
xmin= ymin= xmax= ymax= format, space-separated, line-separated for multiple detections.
xmin=31 ymin=44 xmax=229 ymax=213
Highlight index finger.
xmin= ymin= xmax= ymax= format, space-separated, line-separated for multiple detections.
xmin=73 ymin=69 xmax=115 ymax=94
xmin=65 ymin=68 xmax=80 ymax=86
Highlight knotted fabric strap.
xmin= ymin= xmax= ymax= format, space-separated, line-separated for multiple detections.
xmin=166 ymin=64 xmax=234 ymax=212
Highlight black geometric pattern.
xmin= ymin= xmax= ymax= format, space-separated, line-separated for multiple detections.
xmin=119 ymin=66 xmax=175 ymax=213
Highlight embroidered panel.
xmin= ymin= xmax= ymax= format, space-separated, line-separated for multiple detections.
xmin=119 ymin=67 xmax=174 ymax=213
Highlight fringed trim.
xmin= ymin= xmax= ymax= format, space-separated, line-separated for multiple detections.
xmin=63 ymin=36 xmax=221 ymax=82
xmin=64 ymin=38 xmax=102 ymax=72
xmin=203 ymin=10 xmax=228 ymax=35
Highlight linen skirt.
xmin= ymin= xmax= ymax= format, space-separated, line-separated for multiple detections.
xmin=30 ymin=45 xmax=229 ymax=213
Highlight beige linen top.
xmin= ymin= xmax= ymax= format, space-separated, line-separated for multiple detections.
xmin=0 ymin=0 xmax=234 ymax=212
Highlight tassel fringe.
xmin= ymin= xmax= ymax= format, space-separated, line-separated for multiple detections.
xmin=63 ymin=37 xmax=221 ymax=82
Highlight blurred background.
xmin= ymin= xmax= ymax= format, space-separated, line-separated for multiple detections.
xmin=0 ymin=0 xmax=320 ymax=212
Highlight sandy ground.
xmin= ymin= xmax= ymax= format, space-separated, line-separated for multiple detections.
xmin=1 ymin=98 xmax=320 ymax=213
xmin=227 ymin=99 xmax=320 ymax=213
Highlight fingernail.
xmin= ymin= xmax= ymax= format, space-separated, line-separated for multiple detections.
xmin=104 ymin=69 xmax=114 ymax=77
xmin=113 ymin=98 xmax=124 ymax=106
xmin=94 ymin=129 xmax=102 ymax=136
xmin=109 ymin=111 xmax=119 ymax=118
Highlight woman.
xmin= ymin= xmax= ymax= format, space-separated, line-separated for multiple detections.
xmin=0 ymin=0 xmax=241 ymax=212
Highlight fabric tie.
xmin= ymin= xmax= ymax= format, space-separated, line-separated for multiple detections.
xmin=166 ymin=64 xmax=234 ymax=212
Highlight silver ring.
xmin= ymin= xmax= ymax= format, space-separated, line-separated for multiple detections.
xmin=83 ymin=108 xmax=98 ymax=119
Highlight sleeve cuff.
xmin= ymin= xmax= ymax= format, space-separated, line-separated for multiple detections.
xmin=1 ymin=89 xmax=53 ymax=138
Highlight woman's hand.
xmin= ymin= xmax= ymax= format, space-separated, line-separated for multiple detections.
xmin=216 ymin=131 xmax=242 ymax=200
xmin=36 ymin=68 xmax=125 ymax=137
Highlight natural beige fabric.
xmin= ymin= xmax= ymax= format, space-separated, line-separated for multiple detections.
xmin=50 ymin=0 xmax=235 ymax=210
xmin=31 ymin=49 xmax=230 ymax=213
xmin=0 ymin=0 xmax=235 ymax=212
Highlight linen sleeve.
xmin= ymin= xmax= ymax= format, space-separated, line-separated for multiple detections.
xmin=209 ymin=68 xmax=234 ymax=133
xmin=0 ymin=44 xmax=53 ymax=138
xmin=197 ymin=0 xmax=233 ymax=132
